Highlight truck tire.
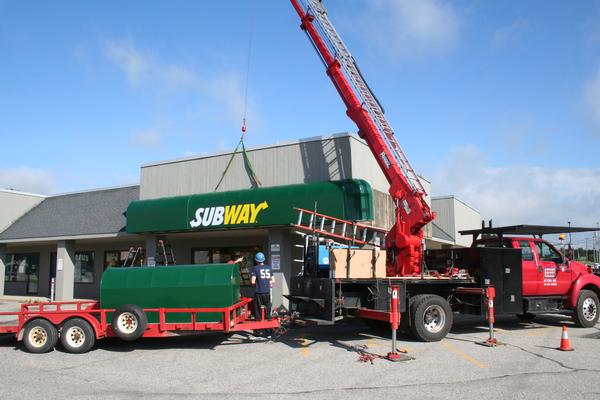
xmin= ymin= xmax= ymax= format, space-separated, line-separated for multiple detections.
xmin=60 ymin=318 xmax=96 ymax=354
xmin=22 ymin=319 xmax=58 ymax=353
xmin=410 ymin=294 xmax=453 ymax=342
xmin=112 ymin=304 xmax=148 ymax=341
xmin=572 ymin=290 xmax=599 ymax=328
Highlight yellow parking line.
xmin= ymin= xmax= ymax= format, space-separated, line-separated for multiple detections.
xmin=440 ymin=340 xmax=486 ymax=369
xmin=366 ymin=338 xmax=379 ymax=348
xmin=300 ymin=338 xmax=310 ymax=358
xmin=525 ymin=327 xmax=554 ymax=337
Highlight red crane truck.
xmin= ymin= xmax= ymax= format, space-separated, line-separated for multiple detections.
xmin=286 ymin=0 xmax=600 ymax=344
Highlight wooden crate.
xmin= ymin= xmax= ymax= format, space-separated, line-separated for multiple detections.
xmin=329 ymin=248 xmax=386 ymax=278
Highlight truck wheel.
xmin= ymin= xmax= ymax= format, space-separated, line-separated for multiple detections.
xmin=112 ymin=304 xmax=148 ymax=341
xmin=23 ymin=319 xmax=58 ymax=353
xmin=573 ymin=290 xmax=599 ymax=328
xmin=410 ymin=294 xmax=453 ymax=342
xmin=60 ymin=318 xmax=96 ymax=354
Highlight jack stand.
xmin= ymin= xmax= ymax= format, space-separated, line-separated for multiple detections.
xmin=387 ymin=286 xmax=414 ymax=362
xmin=476 ymin=286 xmax=504 ymax=347
xmin=386 ymin=329 xmax=414 ymax=361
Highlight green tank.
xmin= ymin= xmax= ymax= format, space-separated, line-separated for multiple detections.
xmin=100 ymin=264 xmax=241 ymax=323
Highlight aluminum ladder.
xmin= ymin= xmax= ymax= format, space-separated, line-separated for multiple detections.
xmin=293 ymin=207 xmax=387 ymax=247
xmin=302 ymin=0 xmax=425 ymax=194
xmin=122 ymin=247 xmax=143 ymax=267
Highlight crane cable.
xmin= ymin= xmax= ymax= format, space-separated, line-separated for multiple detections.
xmin=214 ymin=1 xmax=262 ymax=192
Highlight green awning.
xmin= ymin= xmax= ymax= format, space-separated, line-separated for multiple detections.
xmin=126 ymin=180 xmax=373 ymax=233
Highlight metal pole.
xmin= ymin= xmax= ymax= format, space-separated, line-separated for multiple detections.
xmin=50 ymin=278 xmax=55 ymax=302
xmin=597 ymin=223 xmax=600 ymax=263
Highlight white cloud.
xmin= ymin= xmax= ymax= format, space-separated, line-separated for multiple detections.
xmin=104 ymin=39 xmax=248 ymax=121
xmin=0 ymin=167 xmax=57 ymax=194
xmin=128 ymin=130 xmax=161 ymax=148
xmin=432 ymin=145 xmax=600 ymax=227
xmin=584 ymin=66 xmax=600 ymax=131
xmin=493 ymin=19 xmax=528 ymax=46
xmin=350 ymin=0 xmax=461 ymax=58
xmin=105 ymin=39 xmax=149 ymax=85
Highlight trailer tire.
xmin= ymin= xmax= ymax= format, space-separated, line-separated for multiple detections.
xmin=60 ymin=318 xmax=96 ymax=354
xmin=573 ymin=290 xmax=599 ymax=328
xmin=410 ymin=294 xmax=453 ymax=342
xmin=112 ymin=304 xmax=148 ymax=341
xmin=23 ymin=319 xmax=58 ymax=353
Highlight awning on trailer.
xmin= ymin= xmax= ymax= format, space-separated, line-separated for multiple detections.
xmin=126 ymin=179 xmax=373 ymax=233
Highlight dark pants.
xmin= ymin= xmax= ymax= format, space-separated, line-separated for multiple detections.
xmin=253 ymin=292 xmax=271 ymax=320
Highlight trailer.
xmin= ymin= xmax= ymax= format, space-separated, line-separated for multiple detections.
xmin=0 ymin=263 xmax=279 ymax=354
xmin=0 ymin=298 xmax=278 ymax=354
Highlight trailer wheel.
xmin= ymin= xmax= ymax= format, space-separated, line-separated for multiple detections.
xmin=23 ymin=319 xmax=58 ymax=353
xmin=112 ymin=304 xmax=148 ymax=341
xmin=573 ymin=290 xmax=599 ymax=328
xmin=60 ymin=318 xmax=96 ymax=354
xmin=410 ymin=294 xmax=453 ymax=342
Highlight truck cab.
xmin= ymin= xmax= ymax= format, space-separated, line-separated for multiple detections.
xmin=474 ymin=232 xmax=600 ymax=327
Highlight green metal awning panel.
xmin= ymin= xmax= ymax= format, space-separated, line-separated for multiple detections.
xmin=126 ymin=179 xmax=373 ymax=233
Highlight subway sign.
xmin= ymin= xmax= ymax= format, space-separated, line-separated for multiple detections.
xmin=126 ymin=180 xmax=373 ymax=233
xmin=189 ymin=202 xmax=269 ymax=228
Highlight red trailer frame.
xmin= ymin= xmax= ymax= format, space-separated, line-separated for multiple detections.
xmin=0 ymin=298 xmax=279 ymax=340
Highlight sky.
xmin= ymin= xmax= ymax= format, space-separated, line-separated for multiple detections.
xmin=1 ymin=0 xmax=600 ymax=247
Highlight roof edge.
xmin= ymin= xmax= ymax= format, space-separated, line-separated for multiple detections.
xmin=0 ymin=232 xmax=138 ymax=244
xmin=140 ymin=132 xmax=357 ymax=168
xmin=432 ymin=195 xmax=480 ymax=213
xmin=48 ymin=184 xmax=140 ymax=198
xmin=0 ymin=189 xmax=46 ymax=198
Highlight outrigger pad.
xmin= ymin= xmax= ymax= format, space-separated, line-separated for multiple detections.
xmin=386 ymin=352 xmax=415 ymax=362
xmin=476 ymin=339 xmax=505 ymax=347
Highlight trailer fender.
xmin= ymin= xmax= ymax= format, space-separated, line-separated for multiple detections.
xmin=18 ymin=313 xmax=104 ymax=339
xmin=567 ymin=274 xmax=600 ymax=308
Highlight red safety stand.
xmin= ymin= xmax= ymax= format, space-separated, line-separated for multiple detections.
xmin=386 ymin=285 xmax=414 ymax=362
xmin=477 ymin=286 xmax=504 ymax=347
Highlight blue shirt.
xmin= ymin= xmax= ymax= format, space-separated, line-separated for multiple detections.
xmin=252 ymin=264 xmax=272 ymax=294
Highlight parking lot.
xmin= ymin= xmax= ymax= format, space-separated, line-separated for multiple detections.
xmin=1 ymin=300 xmax=599 ymax=400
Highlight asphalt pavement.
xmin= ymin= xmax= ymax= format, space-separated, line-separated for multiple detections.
xmin=0 ymin=312 xmax=599 ymax=400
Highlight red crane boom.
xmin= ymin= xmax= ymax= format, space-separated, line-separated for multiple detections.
xmin=290 ymin=0 xmax=435 ymax=276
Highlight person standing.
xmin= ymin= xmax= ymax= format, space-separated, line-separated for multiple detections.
xmin=251 ymin=252 xmax=274 ymax=320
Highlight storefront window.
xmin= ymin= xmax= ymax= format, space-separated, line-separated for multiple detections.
xmin=4 ymin=254 xmax=39 ymax=293
xmin=192 ymin=250 xmax=210 ymax=264
xmin=104 ymin=250 xmax=130 ymax=269
xmin=74 ymin=251 xmax=95 ymax=283
xmin=191 ymin=246 xmax=262 ymax=286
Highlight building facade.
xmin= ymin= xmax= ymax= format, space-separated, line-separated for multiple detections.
xmin=0 ymin=133 xmax=480 ymax=308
